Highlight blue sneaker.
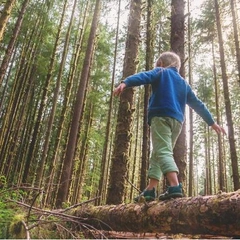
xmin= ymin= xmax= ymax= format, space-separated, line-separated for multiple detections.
xmin=159 ymin=183 xmax=183 ymax=200
xmin=134 ymin=188 xmax=156 ymax=203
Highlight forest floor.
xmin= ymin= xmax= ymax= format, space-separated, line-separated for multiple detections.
xmin=86 ymin=231 xmax=232 ymax=239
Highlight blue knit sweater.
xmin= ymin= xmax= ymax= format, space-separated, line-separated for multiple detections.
xmin=123 ymin=67 xmax=215 ymax=126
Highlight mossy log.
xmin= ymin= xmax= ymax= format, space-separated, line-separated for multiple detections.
xmin=73 ymin=190 xmax=240 ymax=237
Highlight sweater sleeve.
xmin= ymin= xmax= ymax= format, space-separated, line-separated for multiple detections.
xmin=187 ymin=86 xmax=215 ymax=126
xmin=123 ymin=68 xmax=160 ymax=87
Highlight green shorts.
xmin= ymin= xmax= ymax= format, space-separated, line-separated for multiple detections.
xmin=148 ymin=116 xmax=182 ymax=180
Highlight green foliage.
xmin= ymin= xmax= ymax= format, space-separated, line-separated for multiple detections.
xmin=0 ymin=176 xmax=19 ymax=238
xmin=0 ymin=201 xmax=14 ymax=238
xmin=9 ymin=214 xmax=26 ymax=239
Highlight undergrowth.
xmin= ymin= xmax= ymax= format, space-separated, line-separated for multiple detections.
xmin=0 ymin=175 xmax=88 ymax=239
xmin=0 ymin=175 xmax=18 ymax=238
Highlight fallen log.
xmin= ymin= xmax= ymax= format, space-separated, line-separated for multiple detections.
xmin=73 ymin=190 xmax=240 ymax=237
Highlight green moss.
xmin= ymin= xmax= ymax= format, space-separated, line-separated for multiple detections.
xmin=9 ymin=214 xmax=26 ymax=239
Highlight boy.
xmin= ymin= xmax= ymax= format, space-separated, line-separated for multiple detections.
xmin=113 ymin=51 xmax=226 ymax=202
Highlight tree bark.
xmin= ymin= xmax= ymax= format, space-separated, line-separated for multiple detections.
xmin=56 ymin=0 xmax=101 ymax=208
xmin=44 ymin=1 xmax=89 ymax=207
xmin=74 ymin=190 xmax=240 ymax=237
xmin=97 ymin=0 xmax=121 ymax=206
xmin=0 ymin=0 xmax=16 ymax=43
xmin=187 ymin=0 xmax=194 ymax=197
xmin=214 ymin=0 xmax=240 ymax=190
xmin=230 ymin=0 xmax=240 ymax=85
xmin=106 ymin=0 xmax=142 ymax=205
xmin=171 ymin=0 xmax=187 ymax=188
xmin=0 ymin=0 xmax=29 ymax=86
xmin=21 ymin=10 xmax=51 ymax=184
xmin=212 ymin=41 xmax=226 ymax=192
xmin=140 ymin=0 xmax=153 ymax=192
xmin=35 ymin=0 xmax=69 ymax=189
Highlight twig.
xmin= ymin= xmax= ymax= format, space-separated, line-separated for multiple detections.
xmin=59 ymin=196 xmax=100 ymax=213
xmin=55 ymin=222 xmax=77 ymax=239
xmin=26 ymin=189 xmax=44 ymax=224
xmin=125 ymin=177 xmax=141 ymax=193
xmin=21 ymin=220 xmax=30 ymax=240
xmin=8 ymin=199 xmax=87 ymax=221
xmin=0 ymin=185 xmax=43 ymax=195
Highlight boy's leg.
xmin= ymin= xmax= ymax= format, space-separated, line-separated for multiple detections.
xmin=164 ymin=117 xmax=183 ymax=186
xmin=165 ymin=171 xmax=179 ymax=186
xmin=157 ymin=117 xmax=183 ymax=200
xmin=134 ymin=117 xmax=175 ymax=202
xmin=149 ymin=117 xmax=183 ymax=200
xmin=148 ymin=117 xmax=180 ymax=181
xmin=145 ymin=178 xmax=159 ymax=190
xmin=134 ymin=117 xmax=182 ymax=202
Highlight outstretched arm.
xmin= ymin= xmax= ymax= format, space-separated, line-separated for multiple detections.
xmin=113 ymin=68 xmax=159 ymax=97
xmin=113 ymin=82 xmax=126 ymax=97
xmin=211 ymin=123 xmax=226 ymax=135
xmin=187 ymin=87 xmax=226 ymax=135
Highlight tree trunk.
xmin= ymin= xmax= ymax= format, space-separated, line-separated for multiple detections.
xmin=214 ymin=0 xmax=240 ymax=190
xmin=74 ymin=190 xmax=240 ymax=237
xmin=204 ymin=125 xmax=210 ymax=195
xmin=212 ymin=40 xmax=226 ymax=192
xmin=171 ymin=0 xmax=187 ymax=188
xmin=187 ymin=0 xmax=193 ymax=197
xmin=130 ymin=94 xmax=141 ymax=200
xmin=106 ymin=0 xmax=142 ymax=205
xmin=21 ymin=11 xmax=50 ymax=184
xmin=0 ymin=14 xmax=43 ymax=178
xmin=3 ymin=65 xmax=36 ymax=180
xmin=71 ymin=102 xmax=93 ymax=204
xmin=0 ymin=0 xmax=16 ymax=43
xmin=0 ymin=0 xmax=29 ymax=85
xmin=97 ymin=0 xmax=121 ymax=206
xmin=140 ymin=0 xmax=153 ymax=192
xmin=44 ymin=1 xmax=89 ymax=207
xmin=35 ymin=0 xmax=69 ymax=189
xmin=230 ymin=0 xmax=240 ymax=85
xmin=56 ymin=0 xmax=101 ymax=208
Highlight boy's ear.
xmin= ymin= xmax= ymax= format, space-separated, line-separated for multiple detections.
xmin=156 ymin=60 xmax=162 ymax=67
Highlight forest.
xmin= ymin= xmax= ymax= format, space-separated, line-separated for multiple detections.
xmin=0 ymin=0 xmax=240 ymax=239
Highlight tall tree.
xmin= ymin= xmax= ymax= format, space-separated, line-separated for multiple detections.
xmin=229 ymin=0 xmax=240 ymax=85
xmin=97 ymin=0 xmax=122 ymax=206
xmin=212 ymin=41 xmax=226 ymax=191
xmin=56 ymin=0 xmax=101 ymax=208
xmin=171 ymin=0 xmax=187 ymax=188
xmin=0 ymin=0 xmax=30 ymax=86
xmin=204 ymin=125 xmax=210 ymax=195
xmin=44 ymin=1 xmax=90 ymax=207
xmin=106 ymin=0 xmax=142 ymax=205
xmin=35 ymin=0 xmax=76 ymax=188
xmin=0 ymin=1 xmax=50 ymax=181
xmin=21 ymin=2 xmax=54 ymax=184
xmin=214 ymin=0 xmax=240 ymax=190
xmin=187 ymin=0 xmax=194 ymax=197
xmin=71 ymin=101 xmax=93 ymax=204
xmin=140 ymin=0 xmax=154 ymax=192
xmin=0 ymin=0 xmax=16 ymax=43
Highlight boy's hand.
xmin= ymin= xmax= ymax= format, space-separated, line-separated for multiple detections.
xmin=113 ymin=82 xmax=126 ymax=96
xmin=211 ymin=123 xmax=226 ymax=135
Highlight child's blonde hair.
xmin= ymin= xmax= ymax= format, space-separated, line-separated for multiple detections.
xmin=155 ymin=51 xmax=181 ymax=71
